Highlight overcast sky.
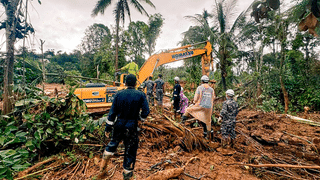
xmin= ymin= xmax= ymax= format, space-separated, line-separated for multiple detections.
xmin=0 ymin=0 xmax=254 ymax=54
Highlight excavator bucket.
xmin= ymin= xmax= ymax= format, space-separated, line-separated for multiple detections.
xmin=298 ymin=12 xmax=319 ymax=37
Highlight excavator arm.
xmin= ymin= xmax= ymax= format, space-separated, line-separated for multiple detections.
xmin=137 ymin=41 xmax=213 ymax=85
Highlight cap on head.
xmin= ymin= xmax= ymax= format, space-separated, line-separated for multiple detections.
xmin=226 ymin=89 xmax=235 ymax=97
xmin=201 ymin=75 xmax=209 ymax=82
xmin=126 ymin=74 xmax=137 ymax=87
xmin=174 ymin=76 xmax=180 ymax=81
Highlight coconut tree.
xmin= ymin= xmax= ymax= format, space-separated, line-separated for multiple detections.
xmin=210 ymin=0 xmax=247 ymax=90
xmin=91 ymin=0 xmax=155 ymax=75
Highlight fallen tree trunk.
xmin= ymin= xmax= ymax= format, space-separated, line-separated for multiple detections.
xmin=230 ymin=163 xmax=320 ymax=169
xmin=286 ymin=114 xmax=320 ymax=127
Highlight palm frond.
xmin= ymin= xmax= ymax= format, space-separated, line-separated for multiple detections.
xmin=91 ymin=0 xmax=112 ymax=16
xmin=139 ymin=0 xmax=156 ymax=9
xmin=130 ymin=0 xmax=150 ymax=17
xmin=124 ymin=0 xmax=131 ymax=22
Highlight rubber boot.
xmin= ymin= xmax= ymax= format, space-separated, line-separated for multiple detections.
xmin=203 ymin=131 xmax=207 ymax=139
xmin=123 ymin=169 xmax=133 ymax=180
xmin=210 ymin=130 xmax=214 ymax=141
xmin=96 ymin=151 xmax=112 ymax=179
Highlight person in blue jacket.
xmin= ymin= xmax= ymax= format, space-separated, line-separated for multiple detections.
xmin=97 ymin=74 xmax=150 ymax=180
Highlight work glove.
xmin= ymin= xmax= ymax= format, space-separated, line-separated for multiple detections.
xmin=104 ymin=118 xmax=115 ymax=133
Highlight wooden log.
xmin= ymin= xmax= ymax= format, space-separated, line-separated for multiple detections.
xmin=145 ymin=157 xmax=198 ymax=180
xmin=286 ymin=114 xmax=320 ymax=127
xmin=17 ymin=157 xmax=56 ymax=178
xmin=229 ymin=163 xmax=320 ymax=169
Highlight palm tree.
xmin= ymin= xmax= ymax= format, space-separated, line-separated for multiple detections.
xmin=91 ymin=0 xmax=155 ymax=75
xmin=210 ymin=0 xmax=247 ymax=90
xmin=2 ymin=0 xmax=21 ymax=114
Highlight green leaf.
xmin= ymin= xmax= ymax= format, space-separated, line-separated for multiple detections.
xmin=46 ymin=128 xmax=53 ymax=134
xmin=16 ymin=131 xmax=28 ymax=137
xmin=17 ymin=149 xmax=29 ymax=155
xmin=50 ymin=117 xmax=59 ymax=121
xmin=25 ymin=140 xmax=33 ymax=147
xmin=0 ymin=166 xmax=7 ymax=175
xmin=0 ymin=136 xmax=6 ymax=146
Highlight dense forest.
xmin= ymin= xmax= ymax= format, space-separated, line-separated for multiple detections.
xmin=1 ymin=0 xmax=320 ymax=179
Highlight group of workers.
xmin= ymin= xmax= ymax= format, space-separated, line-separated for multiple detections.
xmin=96 ymin=73 xmax=239 ymax=180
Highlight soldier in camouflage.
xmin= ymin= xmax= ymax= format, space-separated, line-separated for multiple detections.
xmin=144 ymin=76 xmax=155 ymax=106
xmin=220 ymin=89 xmax=239 ymax=148
xmin=153 ymin=74 xmax=165 ymax=111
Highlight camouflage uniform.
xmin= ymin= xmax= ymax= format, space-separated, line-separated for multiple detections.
xmin=220 ymin=98 xmax=239 ymax=140
xmin=154 ymin=78 xmax=165 ymax=106
xmin=144 ymin=80 xmax=154 ymax=105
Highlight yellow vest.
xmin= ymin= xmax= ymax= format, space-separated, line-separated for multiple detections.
xmin=121 ymin=62 xmax=139 ymax=75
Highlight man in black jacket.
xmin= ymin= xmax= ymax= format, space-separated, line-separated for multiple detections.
xmin=97 ymin=74 xmax=150 ymax=180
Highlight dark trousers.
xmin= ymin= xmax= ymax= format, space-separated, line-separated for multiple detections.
xmin=173 ymin=96 xmax=180 ymax=112
xmin=105 ymin=119 xmax=139 ymax=170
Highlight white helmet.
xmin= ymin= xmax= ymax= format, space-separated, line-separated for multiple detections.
xmin=201 ymin=75 xmax=209 ymax=82
xmin=226 ymin=89 xmax=235 ymax=96
xmin=174 ymin=76 xmax=180 ymax=81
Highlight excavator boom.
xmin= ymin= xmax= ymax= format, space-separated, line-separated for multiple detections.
xmin=137 ymin=41 xmax=212 ymax=85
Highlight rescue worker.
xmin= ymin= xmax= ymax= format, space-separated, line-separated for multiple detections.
xmin=179 ymin=87 xmax=189 ymax=116
xmin=172 ymin=76 xmax=181 ymax=117
xmin=182 ymin=75 xmax=215 ymax=138
xmin=144 ymin=76 xmax=155 ymax=106
xmin=220 ymin=89 xmax=239 ymax=148
xmin=153 ymin=74 xmax=165 ymax=111
xmin=118 ymin=61 xmax=139 ymax=76
xmin=97 ymin=74 xmax=149 ymax=180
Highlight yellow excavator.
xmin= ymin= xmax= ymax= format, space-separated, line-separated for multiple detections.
xmin=74 ymin=41 xmax=213 ymax=109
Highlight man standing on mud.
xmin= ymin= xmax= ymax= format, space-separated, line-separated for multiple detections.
xmin=144 ymin=75 xmax=155 ymax=106
xmin=97 ymin=74 xmax=149 ymax=180
xmin=220 ymin=89 xmax=239 ymax=148
xmin=153 ymin=74 xmax=165 ymax=111
xmin=172 ymin=76 xmax=181 ymax=117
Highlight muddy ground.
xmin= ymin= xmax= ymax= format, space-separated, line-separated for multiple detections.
xmin=4 ymin=83 xmax=320 ymax=179
xmin=19 ymin=109 xmax=320 ymax=180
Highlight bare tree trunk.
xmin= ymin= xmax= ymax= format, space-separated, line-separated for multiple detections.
xmin=280 ymin=38 xmax=289 ymax=114
xmin=280 ymin=74 xmax=289 ymax=113
xmin=114 ymin=15 xmax=120 ymax=81
xmin=3 ymin=0 xmax=20 ymax=114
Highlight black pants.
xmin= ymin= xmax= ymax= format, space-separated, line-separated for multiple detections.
xmin=105 ymin=119 xmax=139 ymax=170
xmin=173 ymin=96 xmax=180 ymax=112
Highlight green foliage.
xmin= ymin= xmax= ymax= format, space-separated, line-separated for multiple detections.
xmin=0 ymin=93 xmax=96 ymax=179
xmin=257 ymin=96 xmax=283 ymax=112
